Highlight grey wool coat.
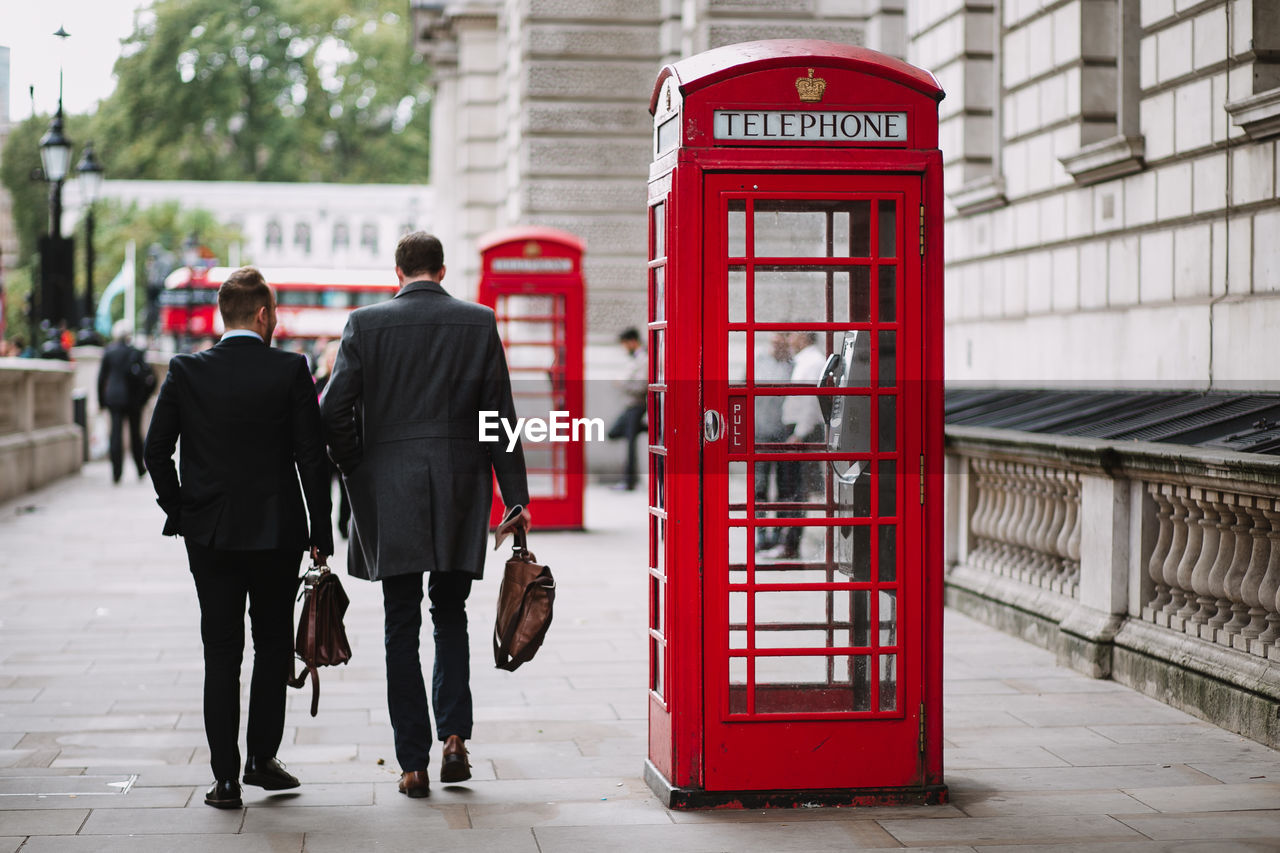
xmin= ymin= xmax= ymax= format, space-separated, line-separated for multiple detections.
xmin=319 ymin=279 xmax=530 ymax=581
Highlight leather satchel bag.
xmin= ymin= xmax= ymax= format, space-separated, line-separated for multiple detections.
xmin=288 ymin=560 xmax=352 ymax=716
xmin=493 ymin=527 xmax=556 ymax=672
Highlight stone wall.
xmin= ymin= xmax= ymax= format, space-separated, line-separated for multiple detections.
xmin=930 ymin=0 xmax=1280 ymax=387
xmin=411 ymin=0 xmax=904 ymax=335
xmin=0 ymin=360 xmax=83 ymax=503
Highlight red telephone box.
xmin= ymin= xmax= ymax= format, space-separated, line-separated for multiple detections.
xmin=477 ymin=227 xmax=586 ymax=530
xmin=644 ymin=40 xmax=946 ymax=807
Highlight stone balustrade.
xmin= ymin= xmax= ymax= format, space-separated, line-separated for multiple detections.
xmin=1141 ymin=484 xmax=1280 ymax=659
xmin=967 ymin=458 xmax=1081 ymax=597
xmin=0 ymin=359 xmax=84 ymax=503
xmin=945 ymin=425 xmax=1280 ymax=747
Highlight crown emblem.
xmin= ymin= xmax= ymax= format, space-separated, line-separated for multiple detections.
xmin=523 ymin=241 xmax=541 ymax=257
xmin=795 ymin=68 xmax=827 ymax=103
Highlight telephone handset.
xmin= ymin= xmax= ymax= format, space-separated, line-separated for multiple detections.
xmin=818 ymin=332 xmax=868 ymax=485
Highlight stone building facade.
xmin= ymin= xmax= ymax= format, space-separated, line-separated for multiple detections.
xmin=922 ymin=0 xmax=1279 ymax=387
xmin=411 ymin=0 xmax=905 ymax=336
xmin=64 ymin=180 xmax=434 ymax=273
xmin=411 ymin=0 xmax=1278 ymax=385
xmin=0 ymin=47 xmax=18 ymax=290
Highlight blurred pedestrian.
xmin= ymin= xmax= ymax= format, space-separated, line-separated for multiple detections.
xmin=143 ymin=267 xmax=333 ymax=809
xmin=606 ymin=327 xmax=647 ymax=491
xmin=320 ymin=232 xmax=530 ymax=799
xmin=753 ymin=333 xmax=792 ymax=551
xmin=762 ymin=332 xmax=828 ymax=560
xmin=97 ymin=322 xmax=154 ymax=484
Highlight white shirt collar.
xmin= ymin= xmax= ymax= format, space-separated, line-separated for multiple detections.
xmin=221 ymin=329 xmax=264 ymax=342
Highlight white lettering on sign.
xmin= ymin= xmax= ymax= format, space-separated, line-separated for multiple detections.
xmin=491 ymin=257 xmax=573 ymax=273
xmin=479 ymin=411 xmax=605 ymax=452
xmin=713 ymin=110 xmax=908 ymax=142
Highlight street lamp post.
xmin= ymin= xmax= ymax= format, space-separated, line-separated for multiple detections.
xmin=38 ymin=105 xmax=74 ymax=332
xmin=76 ymin=141 xmax=104 ymax=328
xmin=37 ymin=25 xmax=76 ymax=337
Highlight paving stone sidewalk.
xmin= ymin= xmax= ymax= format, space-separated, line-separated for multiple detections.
xmin=1 ymin=461 xmax=1278 ymax=852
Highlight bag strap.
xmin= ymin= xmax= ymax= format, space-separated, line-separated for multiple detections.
xmin=305 ymin=580 xmax=321 ymax=716
xmin=287 ymin=564 xmax=326 ymax=717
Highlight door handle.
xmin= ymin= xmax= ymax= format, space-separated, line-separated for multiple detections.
xmin=703 ymin=409 xmax=724 ymax=442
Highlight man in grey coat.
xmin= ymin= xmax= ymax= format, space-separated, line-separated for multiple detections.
xmin=320 ymin=232 xmax=530 ymax=799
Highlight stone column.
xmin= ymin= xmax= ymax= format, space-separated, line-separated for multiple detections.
xmin=1058 ymin=472 xmax=1130 ymax=676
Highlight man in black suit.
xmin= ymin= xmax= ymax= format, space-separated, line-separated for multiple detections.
xmin=144 ymin=267 xmax=334 ymax=809
xmin=320 ymin=232 xmax=529 ymax=799
xmin=97 ymin=322 xmax=154 ymax=483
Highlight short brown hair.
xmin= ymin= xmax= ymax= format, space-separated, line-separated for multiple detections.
xmin=395 ymin=232 xmax=444 ymax=278
xmin=218 ymin=267 xmax=273 ymax=328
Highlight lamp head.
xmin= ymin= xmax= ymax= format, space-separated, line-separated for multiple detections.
xmin=76 ymin=141 xmax=104 ymax=204
xmin=39 ymin=110 xmax=73 ymax=183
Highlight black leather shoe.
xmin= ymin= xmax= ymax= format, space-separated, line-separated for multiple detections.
xmin=243 ymin=756 xmax=300 ymax=790
xmin=204 ymin=780 xmax=242 ymax=809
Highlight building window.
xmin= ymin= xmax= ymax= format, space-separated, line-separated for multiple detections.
xmin=332 ymin=221 xmax=350 ymax=251
xmin=1226 ymin=0 xmax=1280 ymax=139
xmin=295 ymin=222 xmax=312 ymax=255
xmin=1058 ymin=0 xmax=1146 ymax=184
xmin=944 ymin=0 xmax=1008 ymax=212
xmin=361 ymin=222 xmax=378 ymax=254
xmin=265 ymin=220 xmax=283 ymax=250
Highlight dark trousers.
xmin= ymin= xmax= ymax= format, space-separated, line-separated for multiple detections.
xmin=186 ymin=542 xmax=302 ymax=781
xmin=108 ymin=405 xmax=145 ymax=483
xmin=381 ymin=572 xmax=474 ymax=772
xmin=608 ymin=403 xmax=647 ymax=488
xmin=754 ymin=458 xmax=781 ymax=549
xmin=776 ymin=460 xmax=823 ymax=552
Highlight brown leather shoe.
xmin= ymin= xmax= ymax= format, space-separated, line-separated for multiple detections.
xmin=440 ymin=735 xmax=471 ymax=783
xmin=398 ymin=770 xmax=430 ymax=798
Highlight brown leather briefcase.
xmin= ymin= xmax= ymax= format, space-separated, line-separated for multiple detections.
xmin=493 ymin=527 xmax=555 ymax=672
xmin=288 ymin=561 xmax=352 ymax=716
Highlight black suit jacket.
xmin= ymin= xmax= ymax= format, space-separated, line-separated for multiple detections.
xmin=98 ymin=341 xmax=143 ymax=410
xmin=143 ymin=336 xmax=334 ymax=555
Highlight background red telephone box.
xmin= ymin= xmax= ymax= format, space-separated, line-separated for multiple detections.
xmin=644 ymin=40 xmax=946 ymax=807
xmin=477 ymin=227 xmax=586 ymax=530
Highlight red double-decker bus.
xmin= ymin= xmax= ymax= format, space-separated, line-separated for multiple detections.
xmin=160 ymin=266 xmax=398 ymax=341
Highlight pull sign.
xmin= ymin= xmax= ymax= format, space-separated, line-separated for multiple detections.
xmin=728 ymin=395 xmax=747 ymax=452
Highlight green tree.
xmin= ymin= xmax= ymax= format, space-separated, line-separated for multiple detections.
xmin=85 ymin=199 xmax=244 ymax=331
xmin=93 ymin=0 xmax=431 ymax=183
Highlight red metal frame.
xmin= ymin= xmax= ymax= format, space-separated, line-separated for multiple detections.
xmin=646 ymin=39 xmax=946 ymax=808
xmin=477 ymin=227 xmax=586 ymax=531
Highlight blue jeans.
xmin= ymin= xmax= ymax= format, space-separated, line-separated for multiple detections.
xmin=381 ymin=572 xmax=473 ymax=772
